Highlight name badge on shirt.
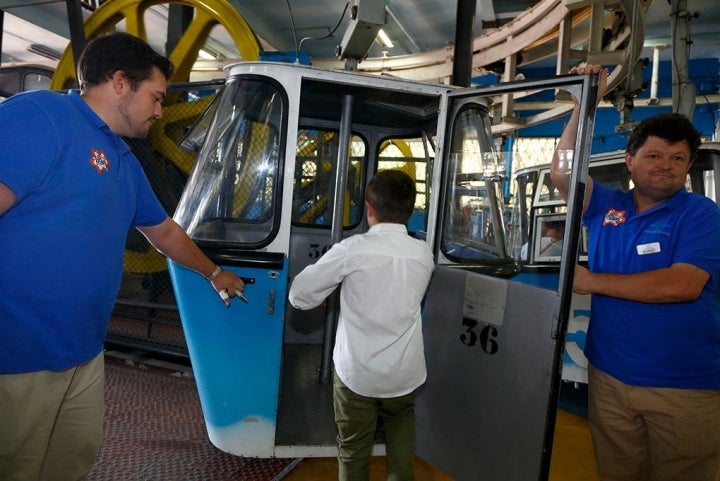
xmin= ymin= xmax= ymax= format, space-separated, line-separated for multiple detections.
xmin=636 ymin=242 xmax=661 ymax=255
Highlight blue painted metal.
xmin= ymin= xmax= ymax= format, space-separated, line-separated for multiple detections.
xmin=167 ymin=259 xmax=288 ymax=456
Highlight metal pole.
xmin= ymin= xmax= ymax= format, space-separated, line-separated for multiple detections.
xmin=167 ymin=4 xmax=193 ymax=56
xmin=0 ymin=10 xmax=4 ymax=67
xmin=65 ymin=0 xmax=86 ymax=86
xmin=451 ymin=0 xmax=476 ymax=87
xmin=670 ymin=0 xmax=696 ymax=118
xmin=319 ymin=93 xmax=354 ymax=384
xmin=648 ymin=45 xmax=662 ymax=105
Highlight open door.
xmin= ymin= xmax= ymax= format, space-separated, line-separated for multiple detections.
xmin=168 ymin=75 xmax=289 ymax=456
xmin=417 ymin=75 xmax=600 ymax=481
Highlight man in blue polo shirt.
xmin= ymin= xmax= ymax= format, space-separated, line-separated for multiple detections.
xmin=0 ymin=32 xmax=246 ymax=480
xmin=551 ymin=64 xmax=720 ymax=481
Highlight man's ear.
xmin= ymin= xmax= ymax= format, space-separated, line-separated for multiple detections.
xmin=110 ymin=70 xmax=127 ymax=95
xmin=366 ymin=200 xmax=378 ymax=225
xmin=624 ymin=152 xmax=633 ymax=172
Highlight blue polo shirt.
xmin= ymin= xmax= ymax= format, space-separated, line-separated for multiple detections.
xmin=583 ymin=183 xmax=720 ymax=388
xmin=0 ymin=89 xmax=167 ymax=373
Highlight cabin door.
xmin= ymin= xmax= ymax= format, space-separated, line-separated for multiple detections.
xmin=416 ymin=75 xmax=600 ymax=480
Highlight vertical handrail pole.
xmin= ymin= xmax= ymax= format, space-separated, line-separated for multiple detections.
xmin=319 ymin=93 xmax=355 ymax=384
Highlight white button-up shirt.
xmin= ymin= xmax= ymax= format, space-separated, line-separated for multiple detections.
xmin=289 ymin=223 xmax=435 ymax=397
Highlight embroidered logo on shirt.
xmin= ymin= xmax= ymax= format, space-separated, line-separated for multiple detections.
xmin=602 ymin=208 xmax=626 ymax=226
xmin=89 ymin=148 xmax=111 ymax=174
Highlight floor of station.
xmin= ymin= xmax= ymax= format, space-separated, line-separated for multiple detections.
xmin=90 ymin=351 xmax=598 ymax=481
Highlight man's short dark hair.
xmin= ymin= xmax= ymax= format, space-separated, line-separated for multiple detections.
xmin=545 ymin=220 xmax=565 ymax=231
xmin=77 ymin=32 xmax=174 ymax=91
xmin=366 ymin=170 xmax=416 ymax=224
xmin=626 ymin=113 xmax=702 ymax=161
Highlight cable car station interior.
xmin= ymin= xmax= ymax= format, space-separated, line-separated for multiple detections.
xmin=1 ymin=0 xmax=719 ymax=479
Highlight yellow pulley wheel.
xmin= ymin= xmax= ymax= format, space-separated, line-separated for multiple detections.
xmin=49 ymin=0 xmax=262 ymax=274
xmin=379 ymin=139 xmax=416 ymax=180
xmin=50 ymin=0 xmax=260 ymax=90
xmin=380 ymin=139 xmax=413 ymax=158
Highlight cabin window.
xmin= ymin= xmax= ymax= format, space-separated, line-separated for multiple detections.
xmin=291 ymin=129 xmax=366 ymax=228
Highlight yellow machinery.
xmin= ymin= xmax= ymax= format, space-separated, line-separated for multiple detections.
xmin=50 ymin=0 xmax=261 ymax=276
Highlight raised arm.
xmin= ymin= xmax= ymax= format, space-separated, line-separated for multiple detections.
xmin=550 ymin=64 xmax=608 ymax=212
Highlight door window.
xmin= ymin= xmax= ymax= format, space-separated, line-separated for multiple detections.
xmin=174 ymin=77 xmax=285 ymax=248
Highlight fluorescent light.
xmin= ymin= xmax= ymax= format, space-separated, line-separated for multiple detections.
xmin=376 ymin=29 xmax=394 ymax=48
xmin=198 ymin=49 xmax=216 ymax=60
xmin=27 ymin=44 xmax=62 ymax=60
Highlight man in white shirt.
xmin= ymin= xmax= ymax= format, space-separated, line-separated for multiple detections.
xmin=289 ymin=170 xmax=434 ymax=481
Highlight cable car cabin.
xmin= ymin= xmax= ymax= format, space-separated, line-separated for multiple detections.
xmin=0 ymin=64 xmax=53 ymax=100
xmin=511 ymin=143 xmax=720 ymax=383
xmin=167 ymin=61 xmax=601 ymax=480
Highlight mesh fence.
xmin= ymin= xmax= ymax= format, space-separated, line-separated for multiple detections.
xmin=108 ymin=81 xmax=223 ymax=356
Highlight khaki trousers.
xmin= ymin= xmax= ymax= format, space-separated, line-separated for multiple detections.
xmin=588 ymin=364 xmax=720 ymax=481
xmin=333 ymin=372 xmax=416 ymax=481
xmin=0 ymin=352 xmax=105 ymax=481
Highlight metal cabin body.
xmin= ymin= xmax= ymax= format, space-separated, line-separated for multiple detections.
xmin=168 ymin=61 xmax=600 ymax=480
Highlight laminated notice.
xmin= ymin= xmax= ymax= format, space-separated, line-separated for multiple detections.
xmin=462 ymin=274 xmax=508 ymax=326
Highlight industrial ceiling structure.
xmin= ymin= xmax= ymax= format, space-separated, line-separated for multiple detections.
xmin=0 ymin=1 xmax=718 ymax=69
xmin=0 ymin=0 xmax=717 ymax=121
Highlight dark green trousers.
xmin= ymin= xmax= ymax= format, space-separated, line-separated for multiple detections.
xmin=333 ymin=372 xmax=416 ymax=481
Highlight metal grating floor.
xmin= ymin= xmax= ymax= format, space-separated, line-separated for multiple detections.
xmin=276 ymin=344 xmax=336 ymax=447
xmin=87 ymin=354 xmax=296 ymax=481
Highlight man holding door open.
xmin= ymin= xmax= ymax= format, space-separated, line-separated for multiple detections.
xmin=551 ymin=64 xmax=720 ymax=481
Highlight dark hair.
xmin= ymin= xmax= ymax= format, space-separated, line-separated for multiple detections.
xmin=626 ymin=113 xmax=702 ymax=161
xmin=77 ymin=32 xmax=174 ymax=91
xmin=366 ymin=170 xmax=417 ymax=224
xmin=545 ymin=220 xmax=565 ymax=231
